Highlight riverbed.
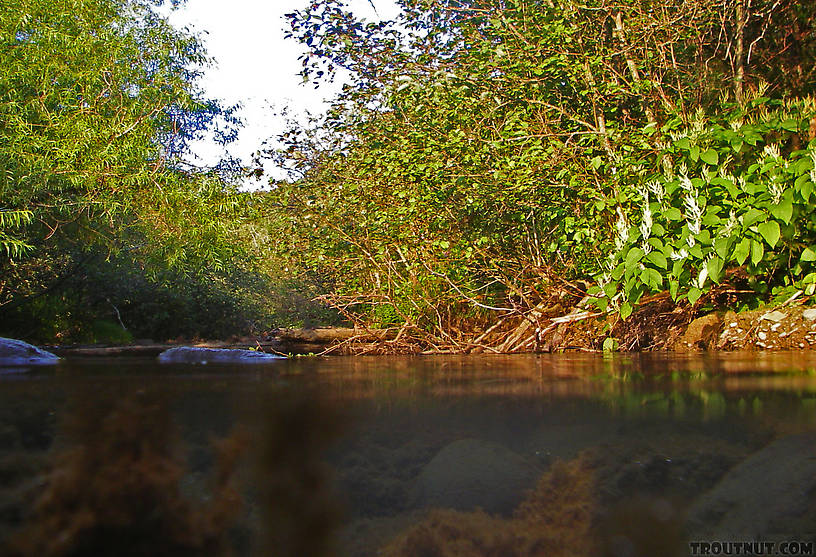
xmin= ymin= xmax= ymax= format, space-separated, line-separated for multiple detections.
xmin=2 ymin=353 xmax=815 ymax=556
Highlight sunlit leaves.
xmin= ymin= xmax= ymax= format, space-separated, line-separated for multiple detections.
xmin=757 ymin=220 xmax=780 ymax=248
xmin=734 ymin=238 xmax=751 ymax=265
xmin=700 ymin=149 xmax=719 ymax=165
xmin=595 ymin=100 xmax=816 ymax=315
xmin=706 ymin=256 xmax=724 ymax=283
xmin=750 ymin=239 xmax=765 ymax=265
xmin=1 ymin=0 xmax=244 ymax=314
xmin=271 ymin=0 xmax=816 ymax=332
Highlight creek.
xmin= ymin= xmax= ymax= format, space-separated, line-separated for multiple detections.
xmin=1 ymin=353 xmax=815 ymax=556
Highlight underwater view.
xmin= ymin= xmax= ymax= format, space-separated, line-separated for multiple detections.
xmin=1 ymin=353 xmax=815 ymax=557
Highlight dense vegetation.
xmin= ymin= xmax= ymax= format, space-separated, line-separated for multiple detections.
xmin=2 ymin=0 xmax=815 ymax=348
xmin=0 ymin=0 xmax=279 ymax=342
xmin=261 ymin=0 xmax=816 ymax=348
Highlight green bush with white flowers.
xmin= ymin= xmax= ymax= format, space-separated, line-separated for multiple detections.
xmin=590 ymin=96 xmax=816 ymax=317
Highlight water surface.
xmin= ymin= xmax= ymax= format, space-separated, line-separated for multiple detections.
xmin=1 ymin=353 xmax=815 ymax=556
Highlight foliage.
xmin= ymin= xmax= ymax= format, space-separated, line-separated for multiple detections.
xmin=0 ymin=209 xmax=33 ymax=257
xmin=267 ymin=0 xmax=816 ymax=335
xmin=589 ymin=96 xmax=816 ymax=317
xmin=0 ymin=0 xmax=273 ymax=342
xmin=0 ymin=239 xmax=277 ymax=343
xmin=0 ymin=0 xmax=235 ymax=245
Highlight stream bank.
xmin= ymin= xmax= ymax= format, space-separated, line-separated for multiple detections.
xmin=37 ymin=301 xmax=816 ymax=358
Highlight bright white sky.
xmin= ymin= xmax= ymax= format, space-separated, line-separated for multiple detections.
xmin=161 ymin=0 xmax=401 ymax=185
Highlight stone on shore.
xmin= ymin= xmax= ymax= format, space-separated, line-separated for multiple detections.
xmin=676 ymin=314 xmax=722 ymax=350
xmin=0 ymin=337 xmax=60 ymax=367
xmin=157 ymin=346 xmax=285 ymax=364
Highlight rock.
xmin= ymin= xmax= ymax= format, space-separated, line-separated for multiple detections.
xmin=157 ymin=346 xmax=285 ymax=364
xmin=412 ymin=438 xmax=541 ymax=516
xmin=685 ymin=432 xmax=816 ymax=540
xmin=760 ymin=310 xmax=787 ymax=322
xmin=677 ymin=314 xmax=722 ymax=350
xmin=0 ymin=337 xmax=59 ymax=367
xmin=803 ymin=308 xmax=816 ymax=321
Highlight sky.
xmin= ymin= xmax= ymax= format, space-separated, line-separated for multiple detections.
xmin=161 ymin=0 xmax=401 ymax=185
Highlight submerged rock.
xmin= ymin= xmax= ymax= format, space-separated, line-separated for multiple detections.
xmin=157 ymin=346 xmax=286 ymax=364
xmin=0 ymin=337 xmax=59 ymax=367
xmin=685 ymin=432 xmax=816 ymax=540
xmin=412 ymin=438 xmax=541 ymax=516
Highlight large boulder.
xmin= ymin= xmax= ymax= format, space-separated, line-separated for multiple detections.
xmin=0 ymin=337 xmax=59 ymax=367
xmin=157 ymin=346 xmax=285 ymax=364
xmin=685 ymin=432 xmax=816 ymax=540
xmin=412 ymin=438 xmax=541 ymax=516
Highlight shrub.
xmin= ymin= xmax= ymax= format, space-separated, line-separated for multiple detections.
xmin=590 ymin=95 xmax=816 ymax=317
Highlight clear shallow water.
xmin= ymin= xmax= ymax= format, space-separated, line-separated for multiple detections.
xmin=1 ymin=353 xmax=816 ymax=556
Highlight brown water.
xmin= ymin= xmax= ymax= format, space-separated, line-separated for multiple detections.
xmin=1 ymin=353 xmax=816 ymax=556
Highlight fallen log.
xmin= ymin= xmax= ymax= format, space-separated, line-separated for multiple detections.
xmin=48 ymin=327 xmax=399 ymax=358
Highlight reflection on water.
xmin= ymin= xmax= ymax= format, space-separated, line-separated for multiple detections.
xmin=1 ymin=353 xmax=815 ymax=556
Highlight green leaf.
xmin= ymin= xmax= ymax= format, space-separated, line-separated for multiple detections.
xmin=706 ymin=256 xmax=725 ymax=283
xmin=742 ymin=207 xmax=765 ymax=228
xmin=757 ymin=220 xmax=780 ymax=248
xmin=733 ymin=238 xmax=751 ymax=265
xmin=669 ymin=279 xmax=680 ymax=301
xmin=750 ymin=239 xmax=765 ymax=265
xmin=663 ymin=207 xmax=683 ymax=221
xmin=701 ymin=212 xmax=722 ymax=227
xmin=674 ymin=137 xmax=691 ymax=150
xmin=641 ymin=267 xmax=663 ymax=289
xmin=795 ymin=174 xmax=812 ymax=195
xmin=700 ymin=149 xmax=719 ymax=165
xmin=695 ymin=229 xmax=712 ymax=245
xmin=672 ymin=258 xmax=685 ymax=278
xmin=781 ymin=119 xmax=800 ymax=132
xmin=625 ymin=247 xmax=644 ymax=273
xmin=770 ymin=200 xmax=793 ymax=225
xmin=801 ymin=181 xmax=814 ymax=202
xmin=714 ymin=237 xmax=732 ymax=259
xmin=742 ymin=208 xmax=765 ymax=228
xmin=687 ymin=288 xmax=702 ymax=305
xmin=647 ymin=236 xmax=665 ymax=252
xmin=620 ymin=301 xmax=633 ymax=320
xmin=646 ymin=250 xmax=667 ymax=269
xmin=689 ymin=145 xmax=700 ymax=162
xmin=800 ymin=246 xmax=816 ymax=262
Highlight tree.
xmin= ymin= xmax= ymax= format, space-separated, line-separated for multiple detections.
xmin=266 ymin=0 xmax=816 ymax=343
xmin=0 ymin=0 xmax=258 ymax=341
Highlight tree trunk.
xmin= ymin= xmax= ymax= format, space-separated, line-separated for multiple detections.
xmin=735 ymin=0 xmax=746 ymax=102
xmin=614 ymin=12 xmax=656 ymax=124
